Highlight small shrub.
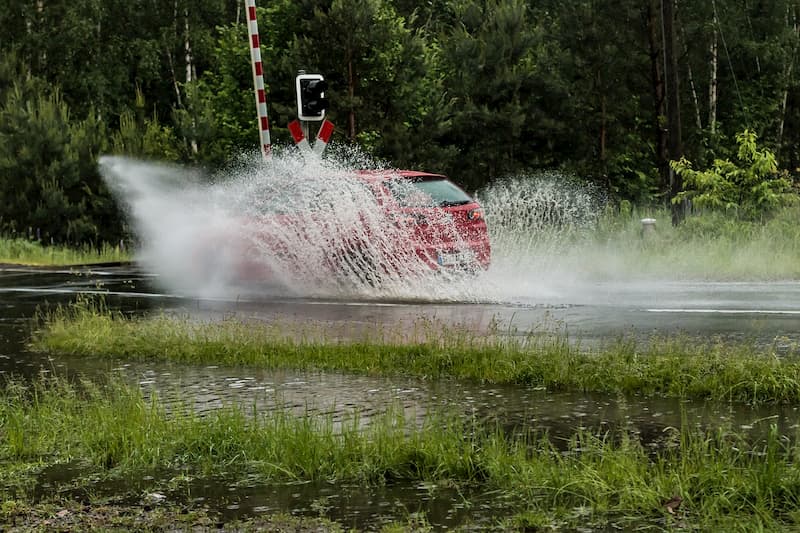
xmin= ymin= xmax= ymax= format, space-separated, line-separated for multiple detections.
xmin=670 ymin=130 xmax=796 ymax=220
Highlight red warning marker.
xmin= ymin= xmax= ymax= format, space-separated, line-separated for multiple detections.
xmin=288 ymin=119 xmax=312 ymax=153
xmin=289 ymin=119 xmax=334 ymax=157
xmin=312 ymin=120 xmax=334 ymax=155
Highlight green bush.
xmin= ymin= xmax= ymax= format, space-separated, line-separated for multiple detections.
xmin=671 ymin=130 xmax=796 ymax=220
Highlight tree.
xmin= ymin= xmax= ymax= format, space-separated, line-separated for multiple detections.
xmin=256 ymin=0 xmax=451 ymax=172
xmin=172 ymin=24 xmax=261 ymax=165
xmin=663 ymin=0 xmax=684 ymax=223
xmin=0 ymin=79 xmax=122 ymax=243
xmin=282 ymin=0 xmax=427 ymax=140
xmin=111 ymin=97 xmax=183 ymax=161
xmin=671 ymin=130 xmax=794 ymax=220
xmin=437 ymin=0 xmax=570 ymax=189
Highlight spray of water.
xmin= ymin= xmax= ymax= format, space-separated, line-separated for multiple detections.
xmin=99 ymin=145 xmax=628 ymax=304
xmin=99 ymin=149 xmax=492 ymax=301
xmin=473 ymin=172 xmax=605 ymax=301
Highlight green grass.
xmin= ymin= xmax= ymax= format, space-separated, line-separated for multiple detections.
xmin=499 ymin=204 xmax=800 ymax=281
xmin=0 ymin=376 xmax=486 ymax=483
xmin=588 ymin=205 xmax=800 ymax=280
xmin=31 ymin=300 xmax=800 ymax=404
xmin=2 ymin=375 xmax=800 ymax=531
xmin=0 ymin=237 xmax=131 ymax=266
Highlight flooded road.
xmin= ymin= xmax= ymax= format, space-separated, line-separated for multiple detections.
xmin=2 ymin=264 xmax=799 ymax=438
xmin=3 ymin=264 xmax=798 ymax=348
xmin=2 ymin=264 xmax=799 ymax=529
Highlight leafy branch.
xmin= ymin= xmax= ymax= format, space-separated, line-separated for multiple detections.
xmin=670 ymin=130 xmax=795 ymax=220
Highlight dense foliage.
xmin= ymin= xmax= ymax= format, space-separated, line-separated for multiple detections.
xmin=672 ymin=130 xmax=795 ymax=219
xmin=1 ymin=0 xmax=799 ymax=243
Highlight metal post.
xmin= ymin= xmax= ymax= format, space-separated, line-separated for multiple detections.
xmin=641 ymin=218 xmax=657 ymax=239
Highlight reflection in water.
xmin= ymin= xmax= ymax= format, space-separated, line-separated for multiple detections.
xmin=185 ymin=478 xmax=511 ymax=531
xmin=23 ymin=351 xmax=796 ymax=449
xmin=33 ymin=463 xmax=514 ymax=531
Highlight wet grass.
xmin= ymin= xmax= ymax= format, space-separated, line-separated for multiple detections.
xmin=1 ymin=377 xmax=484 ymax=484
xmin=0 ymin=237 xmax=131 ymax=266
xmin=588 ymin=205 xmax=800 ymax=280
xmin=2 ymin=375 xmax=800 ymax=531
xmin=502 ymin=204 xmax=800 ymax=281
xmin=31 ymin=300 xmax=800 ymax=405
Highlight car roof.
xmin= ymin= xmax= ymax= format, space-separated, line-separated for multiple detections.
xmin=354 ymin=169 xmax=447 ymax=182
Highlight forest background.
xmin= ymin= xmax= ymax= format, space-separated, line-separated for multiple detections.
xmin=1 ymin=0 xmax=799 ymax=244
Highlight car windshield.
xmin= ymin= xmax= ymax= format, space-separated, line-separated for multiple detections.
xmin=387 ymin=178 xmax=473 ymax=207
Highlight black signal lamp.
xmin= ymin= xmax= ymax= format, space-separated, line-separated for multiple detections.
xmin=296 ymin=73 xmax=328 ymax=121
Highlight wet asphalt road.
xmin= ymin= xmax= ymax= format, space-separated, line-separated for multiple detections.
xmin=1 ymin=264 xmax=799 ymax=348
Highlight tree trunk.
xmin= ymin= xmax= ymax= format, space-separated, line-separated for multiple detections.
xmin=708 ymin=38 xmax=719 ymax=135
xmin=708 ymin=3 xmax=718 ymax=135
xmin=778 ymin=4 xmax=799 ymax=150
xmin=184 ymin=6 xmax=198 ymax=154
xmin=347 ymin=48 xmax=356 ymax=141
xmin=36 ymin=0 xmax=46 ymax=69
xmin=744 ymin=0 xmax=761 ymax=74
xmin=599 ymin=93 xmax=607 ymax=164
xmin=168 ymin=0 xmax=182 ymax=108
xmin=646 ymin=0 xmax=668 ymax=201
xmin=662 ymin=0 xmax=683 ymax=224
xmin=596 ymin=66 xmax=607 ymax=163
xmin=184 ymin=9 xmax=193 ymax=85
xmin=678 ymin=13 xmax=702 ymax=131
xmin=166 ymin=48 xmax=182 ymax=108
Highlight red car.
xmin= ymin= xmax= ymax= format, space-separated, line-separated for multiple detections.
xmin=213 ymin=170 xmax=490 ymax=287
xmin=354 ymin=170 xmax=490 ymax=271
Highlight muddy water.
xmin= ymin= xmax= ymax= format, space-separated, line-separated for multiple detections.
xmin=2 ymin=265 xmax=799 ymax=529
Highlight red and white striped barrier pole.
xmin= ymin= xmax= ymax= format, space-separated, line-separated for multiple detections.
xmin=245 ymin=0 xmax=271 ymax=161
xmin=312 ymin=120 xmax=335 ymax=155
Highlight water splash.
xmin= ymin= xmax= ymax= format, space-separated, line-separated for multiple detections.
xmin=473 ymin=172 xmax=604 ymax=302
xmin=99 ymin=150 xmax=487 ymax=301
xmin=479 ymin=172 xmax=601 ymax=263
xmin=97 ymin=149 xmax=800 ymax=309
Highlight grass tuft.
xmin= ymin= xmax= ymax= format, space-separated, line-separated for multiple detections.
xmin=587 ymin=205 xmax=800 ymax=281
xmin=31 ymin=299 xmax=800 ymax=405
xmin=3 ymin=375 xmax=800 ymax=530
xmin=0 ymin=237 xmax=131 ymax=266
